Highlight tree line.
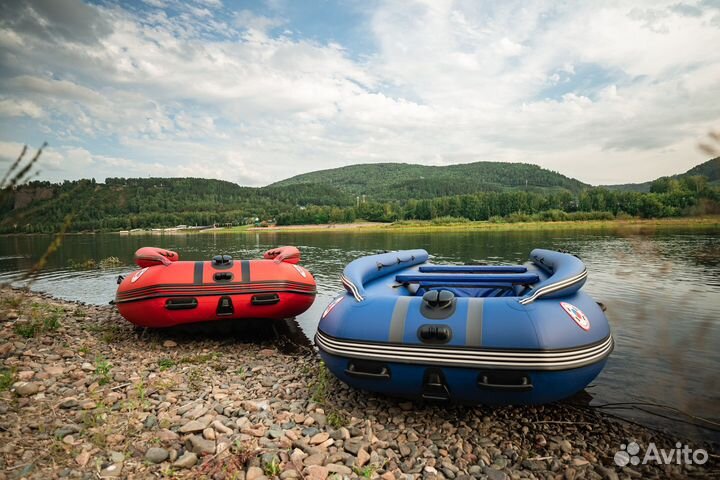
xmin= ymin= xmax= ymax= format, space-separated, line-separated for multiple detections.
xmin=1 ymin=174 xmax=717 ymax=233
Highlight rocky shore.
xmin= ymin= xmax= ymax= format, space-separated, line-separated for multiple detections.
xmin=0 ymin=287 xmax=716 ymax=479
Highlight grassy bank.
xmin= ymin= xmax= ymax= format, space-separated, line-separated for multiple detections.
xmin=201 ymin=216 xmax=720 ymax=235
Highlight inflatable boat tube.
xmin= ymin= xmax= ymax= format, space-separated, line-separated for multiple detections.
xmin=317 ymin=249 xmax=612 ymax=405
xmin=116 ymin=246 xmax=316 ymax=328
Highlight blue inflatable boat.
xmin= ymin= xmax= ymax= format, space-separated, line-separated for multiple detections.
xmin=315 ymin=249 xmax=613 ymax=405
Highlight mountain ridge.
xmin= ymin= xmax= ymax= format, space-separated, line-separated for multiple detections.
xmin=269 ymin=161 xmax=588 ymax=200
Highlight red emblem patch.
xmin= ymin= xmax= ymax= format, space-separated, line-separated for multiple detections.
xmin=560 ymin=302 xmax=590 ymax=331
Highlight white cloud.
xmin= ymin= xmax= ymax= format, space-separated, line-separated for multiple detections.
xmin=0 ymin=0 xmax=719 ymax=186
xmin=0 ymin=98 xmax=44 ymax=118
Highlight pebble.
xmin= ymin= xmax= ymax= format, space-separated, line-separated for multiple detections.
xmin=145 ymin=447 xmax=169 ymax=464
xmin=357 ymin=448 xmax=370 ymax=467
xmin=179 ymin=417 xmax=212 ymax=433
xmin=305 ymin=465 xmax=329 ymax=480
xmin=186 ymin=434 xmax=216 ymax=455
xmin=13 ymin=381 xmax=39 ymax=396
xmin=55 ymin=424 xmax=81 ymax=439
xmin=144 ymin=414 xmax=158 ymax=429
xmin=173 ymin=452 xmax=198 ymax=468
xmin=0 ymin=288 xmax=701 ymax=480
xmin=310 ymin=432 xmax=330 ymax=444
xmin=99 ymin=463 xmax=123 ymax=478
xmin=212 ymin=419 xmax=233 ymax=435
xmin=304 ymin=453 xmax=327 ymax=466
xmin=326 ymin=463 xmax=352 ymax=475
xmin=483 ymin=467 xmax=507 ymax=480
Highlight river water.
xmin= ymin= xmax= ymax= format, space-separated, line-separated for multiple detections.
xmin=1 ymin=227 xmax=718 ymax=442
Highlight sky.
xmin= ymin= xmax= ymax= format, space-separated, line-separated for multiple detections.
xmin=0 ymin=0 xmax=719 ymax=187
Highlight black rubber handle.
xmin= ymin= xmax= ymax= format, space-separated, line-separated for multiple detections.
xmin=477 ymin=375 xmax=533 ymax=392
xmin=251 ymin=293 xmax=280 ymax=305
xmin=422 ymin=392 xmax=450 ymax=401
xmin=345 ymin=363 xmax=391 ymax=380
xmin=165 ymin=298 xmax=198 ymax=310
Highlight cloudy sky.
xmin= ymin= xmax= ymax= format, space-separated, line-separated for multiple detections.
xmin=1 ymin=0 xmax=719 ymax=186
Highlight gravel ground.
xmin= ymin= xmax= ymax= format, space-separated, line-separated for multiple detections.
xmin=0 ymin=287 xmax=717 ymax=479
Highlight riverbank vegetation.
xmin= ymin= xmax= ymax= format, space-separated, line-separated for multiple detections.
xmin=1 ymin=158 xmax=718 ymax=233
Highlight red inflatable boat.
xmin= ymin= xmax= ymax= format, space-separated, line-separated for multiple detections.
xmin=115 ymin=246 xmax=316 ymax=328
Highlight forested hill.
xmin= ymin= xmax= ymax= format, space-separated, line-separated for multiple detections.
xmin=604 ymin=157 xmax=720 ymax=192
xmin=269 ymin=161 xmax=588 ymax=199
xmin=1 ymin=158 xmax=718 ymax=233
xmin=0 ymin=177 xmax=355 ymax=232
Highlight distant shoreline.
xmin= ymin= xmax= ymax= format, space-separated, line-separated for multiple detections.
xmin=1 ymin=216 xmax=718 ymax=237
xmin=204 ymin=216 xmax=720 ymax=234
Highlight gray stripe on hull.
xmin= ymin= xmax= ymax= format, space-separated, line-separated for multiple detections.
xmin=389 ymin=296 xmax=412 ymax=342
xmin=193 ymin=262 xmax=204 ymax=285
xmin=465 ymin=298 xmax=484 ymax=347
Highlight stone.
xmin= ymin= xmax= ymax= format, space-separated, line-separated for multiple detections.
xmin=106 ymin=434 xmax=125 ymax=445
xmin=326 ymin=463 xmax=352 ymax=475
xmin=482 ymin=467 xmax=507 ymax=480
xmin=157 ymin=429 xmax=179 ymax=442
xmin=344 ymin=439 xmax=368 ymax=455
xmin=596 ymin=466 xmax=620 ymax=480
xmin=75 ymin=451 xmax=91 ymax=467
xmin=109 ymin=451 xmax=125 ymax=463
xmin=356 ymin=448 xmax=370 ymax=467
xmin=305 ymin=465 xmax=329 ymax=480
xmin=17 ymin=371 xmax=35 ymax=381
xmin=14 ymin=382 xmax=39 ymax=396
xmin=59 ymin=398 xmax=79 ymax=409
xmin=203 ymin=427 xmax=216 ymax=440
xmin=242 ymin=400 xmax=263 ymax=412
xmin=180 ymin=417 xmax=212 ymax=433
xmin=212 ymin=420 xmax=233 ymax=435
xmin=163 ymin=340 xmax=177 ymax=348
xmin=45 ymin=366 xmax=64 ymax=375
xmin=187 ymin=434 xmax=216 ymax=455
xmin=560 ymin=440 xmax=573 ymax=454
xmin=173 ymin=452 xmax=198 ymax=468
xmin=144 ymin=414 xmax=158 ymax=429
xmin=247 ymin=466 xmax=264 ymax=480
xmin=55 ymin=424 xmax=81 ymax=439
xmin=302 ymin=427 xmax=319 ymax=437
xmin=310 ymin=432 xmax=330 ymax=445
xmin=99 ymin=463 xmax=123 ymax=478
xmin=145 ymin=447 xmax=169 ymax=464
xmin=303 ymin=453 xmax=326 ymax=466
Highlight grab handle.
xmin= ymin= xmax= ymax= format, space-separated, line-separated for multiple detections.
xmin=345 ymin=362 xmax=391 ymax=380
xmin=477 ymin=374 xmax=533 ymax=392
xmin=165 ymin=298 xmax=198 ymax=310
xmin=251 ymin=293 xmax=280 ymax=306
